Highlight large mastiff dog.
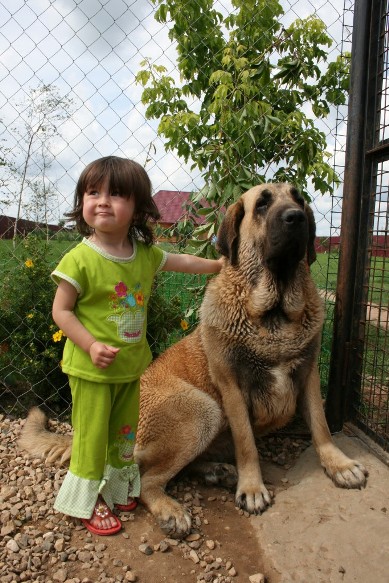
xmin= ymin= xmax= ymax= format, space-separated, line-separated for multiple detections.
xmin=20 ymin=183 xmax=368 ymax=538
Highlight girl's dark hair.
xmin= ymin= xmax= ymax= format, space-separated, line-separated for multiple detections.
xmin=66 ymin=156 xmax=160 ymax=245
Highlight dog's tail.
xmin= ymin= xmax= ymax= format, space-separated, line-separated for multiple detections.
xmin=18 ymin=407 xmax=72 ymax=466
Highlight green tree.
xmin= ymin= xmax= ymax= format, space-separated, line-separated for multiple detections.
xmin=11 ymin=84 xmax=73 ymax=244
xmin=0 ymin=132 xmax=14 ymax=210
xmin=25 ymin=144 xmax=59 ymax=241
xmin=137 ymin=0 xmax=349 ymax=254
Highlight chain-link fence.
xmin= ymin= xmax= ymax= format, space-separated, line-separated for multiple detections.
xmin=325 ymin=0 xmax=389 ymax=453
xmin=2 ymin=0 xmax=384 ymax=451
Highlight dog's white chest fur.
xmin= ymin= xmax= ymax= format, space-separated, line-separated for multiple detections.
xmin=254 ymin=364 xmax=296 ymax=427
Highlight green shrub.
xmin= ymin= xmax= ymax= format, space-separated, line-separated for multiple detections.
xmin=147 ymin=275 xmax=187 ymax=358
xmin=0 ymin=235 xmax=69 ymax=415
xmin=0 ymin=236 xmax=189 ymax=416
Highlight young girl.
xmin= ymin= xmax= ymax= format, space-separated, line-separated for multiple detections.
xmin=52 ymin=156 xmax=222 ymax=536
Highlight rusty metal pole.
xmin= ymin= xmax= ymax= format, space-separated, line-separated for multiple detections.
xmin=325 ymin=0 xmax=372 ymax=431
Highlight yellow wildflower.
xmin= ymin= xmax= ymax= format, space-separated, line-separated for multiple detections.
xmin=27 ymin=313 xmax=34 ymax=319
xmin=52 ymin=330 xmax=64 ymax=342
xmin=24 ymin=259 xmax=34 ymax=268
xmin=180 ymin=319 xmax=189 ymax=331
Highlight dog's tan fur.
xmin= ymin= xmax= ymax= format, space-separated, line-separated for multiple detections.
xmin=19 ymin=184 xmax=368 ymax=538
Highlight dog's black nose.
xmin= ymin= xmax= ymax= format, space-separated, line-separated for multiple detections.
xmin=281 ymin=209 xmax=305 ymax=225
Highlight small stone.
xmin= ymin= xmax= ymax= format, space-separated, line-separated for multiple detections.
xmin=209 ymin=561 xmax=221 ymax=570
xmin=125 ymin=571 xmax=137 ymax=582
xmin=165 ymin=538 xmax=180 ymax=546
xmin=186 ymin=533 xmax=201 ymax=542
xmin=78 ymin=551 xmax=92 ymax=563
xmin=6 ymin=539 xmax=20 ymax=553
xmin=189 ymin=549 xmax=200 ymax=563
xmin=206 ymin=539 xmax=215 ymax=550
xmin=228 ymin=567 xmax=237 ymax=576
xmin=249 ymin=574 xmax=265 ymax=583
xmin=138 ymin=543 xmax=153 ymax=555
xmin=1 ymin=521 xmax=16 ymax=536
xmin=52 ymin=568 xmax=68 ymax=582
xmin=159 ymin=540 xmax=170 ymax=552
xmin=54 ymin=538 xmax=65 ymax=552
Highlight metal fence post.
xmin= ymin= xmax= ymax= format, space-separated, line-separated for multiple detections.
xmin=325 ymin=0 xmax=372 ymax=431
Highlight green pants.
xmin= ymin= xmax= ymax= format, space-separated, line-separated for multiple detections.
xmin=54 ymin=376 xmax=141 ymax=519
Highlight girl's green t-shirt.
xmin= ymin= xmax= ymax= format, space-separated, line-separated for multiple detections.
xmin=51 ymin=238 xmax=167 ymax=382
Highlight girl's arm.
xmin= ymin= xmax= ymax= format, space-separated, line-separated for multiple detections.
xmin=52 ymin=279 xmax=119 ymax=368
xmin=162 ymin=253 xmax=223 ymax=274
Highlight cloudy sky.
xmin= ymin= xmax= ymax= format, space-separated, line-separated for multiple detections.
xmin=0 ymin=0 xmax=353 ymax=234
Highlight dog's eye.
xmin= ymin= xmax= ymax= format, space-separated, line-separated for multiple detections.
xmin=256 ymin=198 xmax=268 ymax=209
xmin=255 ymin=190 xmax=272 ymax=212
xmin=290 ymin=187 xmax=305 ymax=208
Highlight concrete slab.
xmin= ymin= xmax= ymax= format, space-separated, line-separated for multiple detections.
xmin=251 ymin=434 xmax=389 ymax=583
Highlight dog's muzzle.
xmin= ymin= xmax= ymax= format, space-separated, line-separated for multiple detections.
xmin=264 ymin=206 xmax=309 ymax=277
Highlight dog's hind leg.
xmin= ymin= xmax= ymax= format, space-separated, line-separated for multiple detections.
xmin=183 ymin=430 xmax=238 ymax=488
xmin=301 ymin=366 xmax=368 ymax=489
xmin=185 ymin=460 xmax=238 ymax=489
xmin=135 ymin=386 xmax=223 ymax=538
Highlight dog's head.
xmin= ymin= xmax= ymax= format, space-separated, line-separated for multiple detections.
xmin=217 ymin=183 xmax=316 ymax=278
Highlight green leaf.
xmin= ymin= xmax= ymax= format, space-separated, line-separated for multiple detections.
xmin=135 ymin=0 xmax=346 ymax=243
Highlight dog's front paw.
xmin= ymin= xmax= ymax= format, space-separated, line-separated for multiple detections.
xmin=156 ymin=500 xmax=192 ymax=539
xmin=325 ymin=460 xmax=368 ymax=489
xmin=235 ymin=483 xmax=273 ymax=515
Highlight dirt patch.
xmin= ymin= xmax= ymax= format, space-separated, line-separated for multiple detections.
xmin=62 ymin=483 xmax=267 ymax=582
xmin=1 ymin=415 xmax=310 ymax=583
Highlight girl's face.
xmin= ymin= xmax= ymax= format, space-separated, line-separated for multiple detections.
xmin=82 ymin=178 xmax=135 ymax=236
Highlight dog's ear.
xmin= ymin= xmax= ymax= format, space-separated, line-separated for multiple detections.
xmin=305 ymin=203 xmax=317 ymax=265
xmin=216 ymin=199 xmax=245 ymax=265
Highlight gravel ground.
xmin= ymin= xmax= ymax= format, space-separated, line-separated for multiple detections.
xmin=0 ymin=414 xmax=310 ymax=583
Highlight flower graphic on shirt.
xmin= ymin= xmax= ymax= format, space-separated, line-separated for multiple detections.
xmin=134 ymin=292 xmax=144 ymax=306
xmin=124 ymin=294 xmax=136 ymax=308
xmin=115 ymin=281 xmax=128 ymax=297
xmin=108 ymin=281 xmax=148 ymax=343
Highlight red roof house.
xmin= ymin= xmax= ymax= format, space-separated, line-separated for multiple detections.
xmin=153 ymin=190 xmax=208 ymax=241
xmin=153 ymin=190 xmax=191 ymax=226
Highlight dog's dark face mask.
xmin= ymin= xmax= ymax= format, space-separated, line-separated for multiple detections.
xmin=216 ymin=184 xmax=317 ymax=281
xmin=263 ymin=203 xmax=309 ymax=278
